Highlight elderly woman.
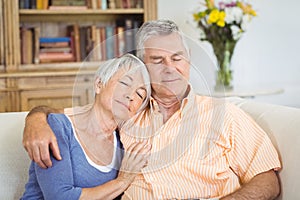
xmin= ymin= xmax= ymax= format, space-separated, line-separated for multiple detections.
xmin=21 ymin=54 xmax=151 ymax=200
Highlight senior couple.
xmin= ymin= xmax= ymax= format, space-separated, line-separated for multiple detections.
xmin=21 ymin=20 xmax=281 ymax=200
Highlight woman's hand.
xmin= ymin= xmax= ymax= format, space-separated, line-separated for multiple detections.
xmin=117 ymin=140 xmax=151 ymax=188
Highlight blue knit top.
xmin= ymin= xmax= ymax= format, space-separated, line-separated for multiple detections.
xmin=21 ymin=114 xmax=123 ymax=200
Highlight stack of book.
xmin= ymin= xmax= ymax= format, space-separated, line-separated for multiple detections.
xmin=39 ymin=37 xmax=74 ymax=63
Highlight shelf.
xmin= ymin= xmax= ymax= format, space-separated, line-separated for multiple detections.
xmin=19 ymin=8 xmax=144 ymax=15
xmin=0 ymin=70 xmax=96 ymax=78
xmin=18 ymin=61 xmax=100 ymax=71
xmin=19 ymin=8 xmax=145 ymax=22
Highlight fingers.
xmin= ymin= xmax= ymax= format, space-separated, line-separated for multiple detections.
xmin=31 ymin=141 xmax=50 ymax=169
xmin=121 ymin=140 xmax=151 ymax=173
xmin=50 ymin=139 xmax=62 ymax=161
xmin=22 ymin=112 xmax=62 ymax=168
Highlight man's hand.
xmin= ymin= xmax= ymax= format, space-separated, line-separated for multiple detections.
xmin=23 ymin=107 xmax=62 ymax=168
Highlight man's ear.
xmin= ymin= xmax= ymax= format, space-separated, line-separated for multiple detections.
xmin=94 ymin=77 xmax=102 ymax=94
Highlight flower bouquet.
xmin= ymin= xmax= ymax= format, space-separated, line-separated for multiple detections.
xmin=193 ymin=0 xmax=256 ymax=89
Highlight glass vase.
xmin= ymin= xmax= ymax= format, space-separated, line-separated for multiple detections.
xmin=214 ymin=43 xmax=234 ymax=91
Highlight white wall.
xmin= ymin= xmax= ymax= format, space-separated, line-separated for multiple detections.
xmin=157 ymin=0 xmax=300 ymax=108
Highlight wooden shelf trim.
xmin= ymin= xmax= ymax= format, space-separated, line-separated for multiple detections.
xmin=19 ymin=8 xmax=144 ymax=15
xmin=18 ymin=61 xmax=100 ymax=71
xmin=0 ymin=70 xmax=95 ymax=78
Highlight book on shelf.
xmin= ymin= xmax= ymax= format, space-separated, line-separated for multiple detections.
xmin=99 ymin=26 xmax=107 ymax=61
xmin=40 ymin=37 xmax=71 ymax=43
xmin=39 ymin=52 xmax=74 ymax=63
xmin=19 ymin=0 xmax=49 ymax=9
xmin=123 ymin=18 xmax=140 ymax=54
xmin=20 ymin=26 xmax=40 ymax=64
xmin=48 ymin=6 xmax=88 ymax=10
xmin=51 ymin=0 xmax=86 ymax=6
xmin=105 ymin=26 xmax=115 ymax=59
xmin=33 ymin=27 xmax=40 ymax=64
xmin=40 ymin=41 xmax=70 ymax=48
xmin=108 ymin=0 xmax=116 ymax=9
xmin=67 ymin=24 xmax=81 ymax=62
xmin=116 ymin=26 xmax=125 ymax=57
xmin=39 ymin=47 xmax=71 ymax=53
xmin=100 ymin=0 xmax=107 ymax=10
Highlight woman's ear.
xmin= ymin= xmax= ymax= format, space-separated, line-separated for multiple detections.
xmin=94 ymin=77 xmax=102 ymax=94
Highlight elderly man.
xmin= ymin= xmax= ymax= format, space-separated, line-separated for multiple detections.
xmin=23 ymin=20 xmax=281 ymax=199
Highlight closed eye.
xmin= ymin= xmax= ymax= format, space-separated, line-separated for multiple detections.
xmin=119 ymin=81 xmax=129 ymax=86
xmin=172 ymin=54 xmax=183 ymax=62
xmin=136 ymin=88 xmax=147 ymax=100
xmin=150 ymin=57 xmax=163 ymax=64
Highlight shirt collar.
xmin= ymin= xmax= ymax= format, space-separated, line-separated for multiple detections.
xmin=149 ymin=84 xmax=196 ymax=118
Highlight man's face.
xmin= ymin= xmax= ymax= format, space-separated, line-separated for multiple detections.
xmin=143 ymin=33 xmax=190 ymax=98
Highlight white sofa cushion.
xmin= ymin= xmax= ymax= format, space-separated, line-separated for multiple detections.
xmin=0 ymin=112 xmax=30 ymax=199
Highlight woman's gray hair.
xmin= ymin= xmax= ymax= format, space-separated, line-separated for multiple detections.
xmin=136 ymin=19 xmax=190 ymax=60
xmin=94 ymin=54 xmax=151 ymax=112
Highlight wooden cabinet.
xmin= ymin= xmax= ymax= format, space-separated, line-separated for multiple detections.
xmin=0 ymin=0 xmax=157 ymax=112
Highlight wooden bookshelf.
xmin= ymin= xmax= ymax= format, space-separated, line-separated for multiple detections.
xmin=0 ymin=0 xmax=157 ymax=112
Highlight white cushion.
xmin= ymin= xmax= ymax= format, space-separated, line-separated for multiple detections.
xmin=0 ymin=112 xmax=30 ymax=199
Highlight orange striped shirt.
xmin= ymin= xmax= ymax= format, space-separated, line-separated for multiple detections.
xmin=120 ymin=89 xmax=281 ymax=199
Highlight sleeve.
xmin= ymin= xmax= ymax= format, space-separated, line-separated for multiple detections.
xmin=226 ymin=104 xmax=281 ymax=184
xmin=34 ymin=114 xmax=82 ymax=200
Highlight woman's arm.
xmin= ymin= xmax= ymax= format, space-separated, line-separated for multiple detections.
xmin=35 ymin=114 xmax=151 ymax=200
xmin=23 ymin=106 xmax=63 ymax=168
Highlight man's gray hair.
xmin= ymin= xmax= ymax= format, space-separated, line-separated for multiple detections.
xmin=94 ymin=54 xmax=151 ymax=112
xmin=136 ymin=19 xmax=190 ymax=60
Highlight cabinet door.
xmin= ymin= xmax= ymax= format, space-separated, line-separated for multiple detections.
xmin=20 ymin=88 xmax=90 ymax=111
xmin=0 ymin=92 xmax=9 ymax=112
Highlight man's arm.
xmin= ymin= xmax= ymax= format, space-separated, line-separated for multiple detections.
xmin=221 ymin=170 xmax=280 ymax=200
xmin=23 ymin=106 xmax=63 ymax=169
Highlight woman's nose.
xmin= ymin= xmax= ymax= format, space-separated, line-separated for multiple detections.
xmin=125 ymin=94 xmax=133 ymax=101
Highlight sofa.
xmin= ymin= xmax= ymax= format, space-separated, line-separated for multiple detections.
xmin=0 ymin=97 xmax=299 ymax=199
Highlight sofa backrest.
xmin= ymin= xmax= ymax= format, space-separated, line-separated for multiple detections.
xmin=0 ymin=112 xmax=30 ymax=199
xmin=228 ymin=97 xmax=300 ymax=200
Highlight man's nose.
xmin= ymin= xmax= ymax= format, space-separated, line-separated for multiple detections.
xmin=164 ymin=57 xmax=173 ymax=67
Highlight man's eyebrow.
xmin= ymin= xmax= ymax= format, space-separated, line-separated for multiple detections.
xmin=149 ymin=51 xmax=184 ymax=59
xmin=172 ymin=51 xmax=184 ymax=56
xmin=149 ymin=55 xmax=163 ymax=60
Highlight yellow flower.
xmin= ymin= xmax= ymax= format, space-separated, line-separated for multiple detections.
xmin=193 ymin=13 xmax=200 ymax=21
xmin=208 ymin=10 xmax=226 ymax=27
xmin=206 ymin=0 xmax=215 ymax=9
xmin=217 ymin=19 xmax=225 ymax=27
xmin=208 ymin=9 xmax=219 ymax=24
xmin=237 ymin=2 xmax=257 ymax=16
xmin=217 ymin=11 xmax=225 ymax=27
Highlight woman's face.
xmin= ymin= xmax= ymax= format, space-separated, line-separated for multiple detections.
xmin=98 ymin=66 xmax=147 ymax=121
